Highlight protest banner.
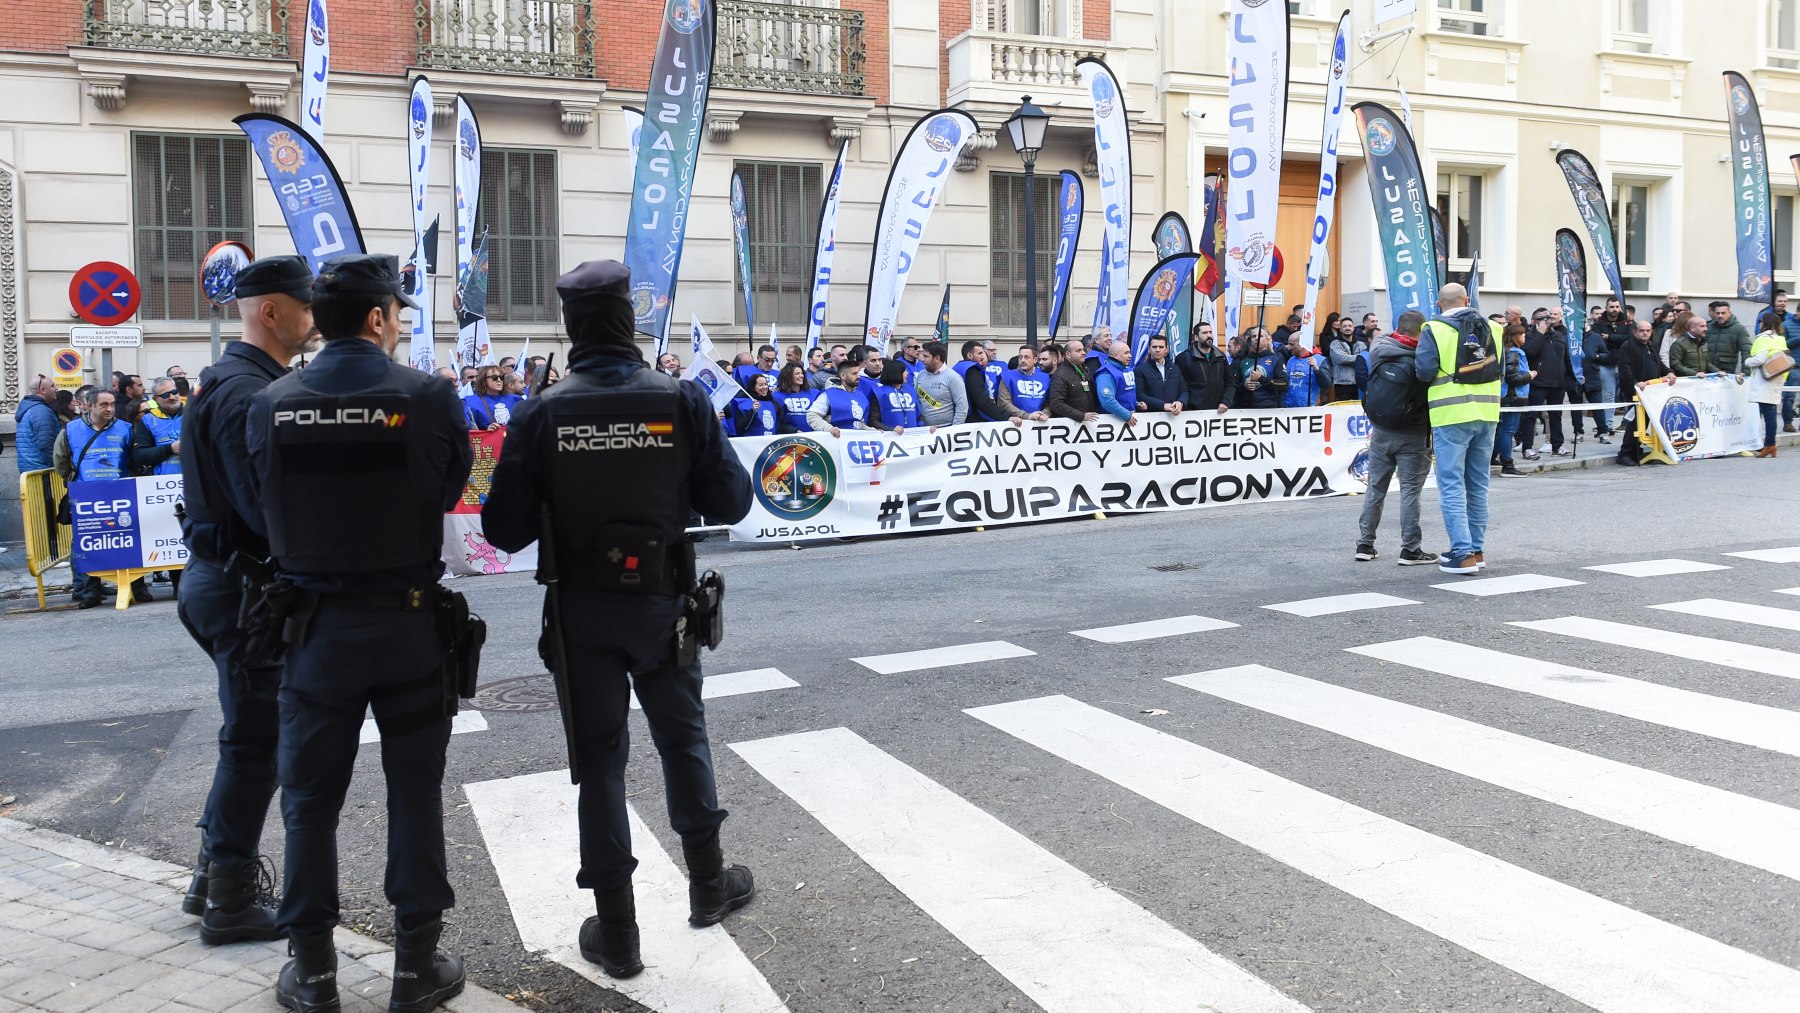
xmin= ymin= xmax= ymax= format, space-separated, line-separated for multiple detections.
xmin=1637 ymin=374 xmax=1760 ymax=463
xmin=443 ymin=428 xmax=537 ymax=576
xmin=726 ymin=407 xmax=1374 ymax=542
xmin=68 ymin=476 xmax=188 ymax=573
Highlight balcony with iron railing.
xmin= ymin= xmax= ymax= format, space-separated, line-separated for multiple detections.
xmin=415 ymin=0 xmax=597 ymax=78
xmin=715 ymin=0 xmax=866 ymax=97
xmin=84 ymin=0 xmax=290 ymax=58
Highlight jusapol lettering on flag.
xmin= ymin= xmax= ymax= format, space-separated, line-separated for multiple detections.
xmin=806 ymin=141 xmax=848 ymax=350
xmin=1224 ymin=0 xmax=1289 ymax=294
xmin=1723 ymin=71 xmax=1772 ymax=301
xmin=1353 ymin=101 xmax=1438 ymax=326
xmin=1077 ymin=58 xmax=1132 ymax=341
xmin=1299 ymin=12 xmax=1350 ymax=349
xmin=625 ymin=0 xmax=717 ymax=343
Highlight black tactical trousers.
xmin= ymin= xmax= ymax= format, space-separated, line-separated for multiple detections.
xmin=275 ymin=603 xmax=453 ymax=936
xmin=562 ymin=591 xmax=727 ymax=892
xmin=177 ymin=558 xmax=280 ymax=876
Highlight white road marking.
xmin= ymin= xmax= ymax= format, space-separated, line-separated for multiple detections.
xmin=358 ymin=709 xmax=486 ymax=746
xmin=631 ymin=667 xmax=798 ymax=710
xmin=1778 ymin=588 xmax=1800 ymax=598
xmin=968 ymin=695 xmax=1800 ymax=1013
xmin=1431 ymin=573 xmax=1585 ymax=596
xmin=851 ymin=641 xmax=1035 ymax=675
xmin=1648 ymin=598 xmax=1800 ymax=633
xmin=1348 ymin=637 xmax=1800 ymax=758
xmin=1170 ymin=665 xmax=1800 ymax=882
xmin=730 ymin=728 xmax=1309 ymax=1013
xmin=1584 ymin=559 xmax=1731 ymax=578
xmin=1725 ymin=547 xmax=1800 ymax=564
xmin=464 ymin=770 xmax=787 ymax=1013
xmin=1513 ymin=616 xmax=1800 ymax=680
xmin=1069 ymin=615 xmax=1238 ymax=643
xmin=1261 ymin=593 xmax=1419 ymax=618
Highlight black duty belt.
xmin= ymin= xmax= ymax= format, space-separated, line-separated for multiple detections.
xmin=312 ymin=587 xmax=444 ymax=612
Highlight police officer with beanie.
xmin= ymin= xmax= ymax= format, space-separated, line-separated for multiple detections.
xmin=481 ymin=260 xmax=755 ymax=979
xmin=245 ymin=254 xmax=473 ymax=1012
xmin=176 ymin=255 xmax=317 ymax=945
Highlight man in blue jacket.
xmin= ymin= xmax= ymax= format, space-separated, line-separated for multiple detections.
xmin=1133 ymin=335 xmax=1187 ymax=414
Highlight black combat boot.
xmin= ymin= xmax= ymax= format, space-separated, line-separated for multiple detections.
xmin=388 ymin=917 xmax=465 ymax=1013
xmin=199 ymin=862 xmax=281 ymax=945
xmin=682 ymin=831 xmax=755 ymax=927
xmin=578 ymin=884 xmax=644 ymax=979
xmin=276 ymin=930 xmax=339 ymax=1012
xmin=181 ymin=850 xmax=208 ymax=916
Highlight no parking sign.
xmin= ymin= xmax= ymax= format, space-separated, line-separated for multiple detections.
xmin=69 ymin=261 xmax=141 ymax=327
xmin=50 ymin=347 xmax=83 ymax=389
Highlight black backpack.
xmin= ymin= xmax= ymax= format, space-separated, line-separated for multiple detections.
xmin=1437 ymin=313 xmax=1501 ymax=385
xmin=1363 ymin=357 xmax=1428 ymax=430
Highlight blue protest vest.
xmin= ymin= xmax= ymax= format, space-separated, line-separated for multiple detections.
xmin=1001 ymin=368 xmax=1051 ymax=412
xmin=140 ymin=410 xmax=183 ymax=475
xmin=1283 ymin=354 xmax=1322 ymax=408
xmin=777 ymin=391 xmax=817 ymax=432
xmin=952 ymin=360 xmax=1002 ymax=421
xmin=983 ymin=361 xmax=1004 ymax=397
xmin=1096 ymin=358 xmax=1138 ymax=412
xmin=877 ymin=383 xmax=920 ymax=428
xmin=821 ymin=386 xmax=867 ymax=428
xmin=902 ymin=356 xmax=927 ymax=377
xmin=66 ymin=418 xmax=131 ymax=481
xmin=731 ymin=397 xmax=778 ymax=437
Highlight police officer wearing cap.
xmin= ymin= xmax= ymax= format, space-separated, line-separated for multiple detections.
xmin=177 ymin=255 xmax=317 ymax=944
xmin=481 ymin=260 xmax=754 ymax=979
xmin=245 ymin=254 xmax=473 ymax=1013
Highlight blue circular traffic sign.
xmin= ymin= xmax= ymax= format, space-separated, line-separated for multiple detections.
xmin=69 ymin=261 xmax=141 ymax=327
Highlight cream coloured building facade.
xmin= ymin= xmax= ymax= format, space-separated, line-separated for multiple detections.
xmin=0 ymin=0 xmax=1798 ymax=416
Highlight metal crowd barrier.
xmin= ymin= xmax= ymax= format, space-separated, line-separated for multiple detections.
xmin=15 ymin=469 xmax=70 ymax=611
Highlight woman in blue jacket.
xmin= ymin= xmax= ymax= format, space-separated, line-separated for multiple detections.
xmin=463 ymin=364 xmax=522 ymax=430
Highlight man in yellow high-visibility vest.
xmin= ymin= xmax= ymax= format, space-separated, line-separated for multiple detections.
xmin=1413 ymin=283 xmax=1502 ymax=576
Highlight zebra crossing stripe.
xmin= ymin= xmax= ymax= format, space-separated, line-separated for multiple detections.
xmin=1169 ymin=665 xmax=1800 ymax=882
xmin=631 ymin=667 xmax=798 ymax=709
xmin=1648 ymin=598 xmax=1800 ymax=632
xmin=730 ymin=728 xmax=1310 ymax=1013
xmin=967 ymin=694 xmax=1800 ymax=1013
xmin=851 ymin=641 xmax=1036 ymax=675
xmin=1431 ymin=573 xmax=1585 ymax=596
xmin=1584 ymin=559 xmax=1730 ymax=577
xmin=358 ymin=709 xmax=486 ymax=746
xmin=1724 ymin=547 xmax=1800 ymax=563
xmin=1262 ymin=593 xmax=1419 ymax=617
xmin=1348 ymin=637 xmax=1800 ymax=758
xmin=463 ymin=770 xmax=787 ymax=1013
xmin=1513 ymin=616 xmax=1800 ymax=680
xmin=1070 ymin=615 xmax=1238 ymax=643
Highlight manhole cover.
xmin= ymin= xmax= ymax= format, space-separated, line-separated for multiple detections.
xmin=471 ymin=674 xmax=561 ymax=713
xmin=1150 ymin=561 xmax=1198 ymax=573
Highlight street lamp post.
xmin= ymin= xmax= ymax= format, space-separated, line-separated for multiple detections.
xmin=1005 ymin=95 xmax=1051 ymax=349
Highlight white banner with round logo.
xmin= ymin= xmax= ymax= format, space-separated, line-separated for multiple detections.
xmin=726 ymin=407 xmax=1372 ymax=542
xmin=1638 ymin=374 xmax=1761 ymax=462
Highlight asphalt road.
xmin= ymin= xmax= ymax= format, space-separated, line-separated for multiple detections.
xmin=4 ymin=456 xmax=1799 ymax=1012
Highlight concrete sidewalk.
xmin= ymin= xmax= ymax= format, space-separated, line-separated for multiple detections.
xmin=0 ymin=817 xmax=522 ymax=1013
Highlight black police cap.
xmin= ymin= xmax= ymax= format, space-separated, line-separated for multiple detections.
xmin=233 ymin=255 xmax=314 ymax=302
xmin=555 ymin=260 xmax=631 ymax=311
xmin=314 ymin=254 xmax=421 ymax=310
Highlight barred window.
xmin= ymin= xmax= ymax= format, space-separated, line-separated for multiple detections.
xmin=476 ymin=148 xmax=559 ymax=323
xmin=132 ymin=134 xmax=253 ymax=321
xmin=733 ymin=160 xmax=823 ymax=330
xmin=989 ymin=171 xmax=1054 ymax=330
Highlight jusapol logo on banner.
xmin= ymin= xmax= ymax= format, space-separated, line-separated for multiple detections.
xmin=69 ymin=476 xmax=188 ymax=572
xmin=729 ymin=409 xmax=1371 ymax=542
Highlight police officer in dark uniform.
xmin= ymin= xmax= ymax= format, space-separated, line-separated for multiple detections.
xmin=481 ymin=260 xmax=754 ymax=979
xmin=177 ymin=255 xmax=317 ymax=944
xmin=244 ymin=254 xmax=473 ymax=1013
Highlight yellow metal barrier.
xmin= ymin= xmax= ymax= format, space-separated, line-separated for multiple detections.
xmin=17 ymin=468 xmax=71 ymax=610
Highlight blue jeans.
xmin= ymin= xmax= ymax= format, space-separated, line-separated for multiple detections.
xmin=1597 ymin=365 xmax=1619 ymax=411
xmin=1495 ymin=411 xmax=1520 ymax=465
xmin=1432 ymin=421 xmax=1496 ymax=559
